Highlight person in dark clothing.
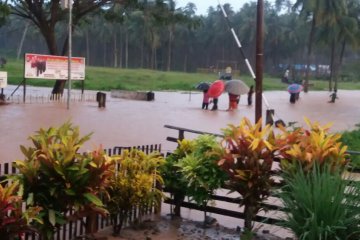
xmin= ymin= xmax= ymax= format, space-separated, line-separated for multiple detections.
xmin=247 ymin=85 xmax=254 ymax=105
xmin=290 ymin=93 xmax=296 ymax=103
xmin=211 ymin=98 xmax=218 ymax=111
xmin=329 ymin=90 xmax=338 ymax=103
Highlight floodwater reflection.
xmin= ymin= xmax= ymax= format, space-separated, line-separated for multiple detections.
xmin=1 ymin=87 xmax=359 ymax=163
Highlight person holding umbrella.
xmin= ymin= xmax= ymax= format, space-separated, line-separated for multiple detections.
xmin=202 ymin=90 xmax=210 ymax=109
xmin=287 ymin=83 xmax=303 ymax=104
xmin=224 ymin=79 xmax=249 ymax=111
xmin=196 ymin=82 xmax=211 ymax=110
xmin=247 ymin=85 xmax=254 ymax=105
xmin=207 ymin=80 xmax=225 ymax=111
xmin=227 ymin=93 xmax=240 ymax=111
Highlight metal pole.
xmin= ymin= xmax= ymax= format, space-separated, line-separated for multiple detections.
xmin=255 ymin=0 xmax=264 ymax=124
xmin=67 ymin=0 xmax=72 ymax=109
xmin=217 ymin=1 xmax=256 ymax=79
xmin=218 ymin=1 xmax=273 ymax=123
xmin=23 ymin=78 xmax=26 ymax=103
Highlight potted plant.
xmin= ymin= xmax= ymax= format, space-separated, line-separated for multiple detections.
xmin=279 ymin=163 xmax=360 ymax=239
xmin=105 ymin=148 xmax=164 ymax=235
xmin=161 ymin=139 xmax=194 ymax=217
xmin=14 ymin=122 xmax=115 ymax=239
xmin=218 ymin=117 xmax=277 ymax=232
xmin=276 ymin=118 xmax=358 ymax=239
xmin=0 ymin=180 xmax=42 ymax=240
xmin=276 ymin=117 xmax=348 ymax=173
xmin=176 ymin=134 xmax=228 ymax=226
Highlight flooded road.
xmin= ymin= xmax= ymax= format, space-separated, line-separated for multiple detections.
xmin=1 ymin=87 xmax=359 ymax=163
xmin=1 ymin=86 xmax=359 ymax=239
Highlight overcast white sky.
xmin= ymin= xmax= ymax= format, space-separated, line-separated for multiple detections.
xmin=175 ymin=0 xmax=275 ymax=15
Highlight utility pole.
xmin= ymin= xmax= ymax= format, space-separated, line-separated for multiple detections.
xmin=255 ymin=0 xmax=264 ymax=124
xmin=67 ymin=0 xmax=72 ymax=110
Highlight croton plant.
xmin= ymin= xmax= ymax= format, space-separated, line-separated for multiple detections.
xmin=218 ymin=117 xmax=349 ymax=231
xmin=14 ymin=122 xmax=115 ymax=239
xmin=276 ymin=117 xmax=348 ymax=173
xmin=0 ymin=180 xmax=42 ymax=240
xmin=218 ymin=117 xmax=277 ymax=231
xmin=106 ymin=148 xmax=164 ymax=235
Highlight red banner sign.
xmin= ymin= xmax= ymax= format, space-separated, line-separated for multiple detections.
xmin=24 ymin=53 xmax=85 ymax=80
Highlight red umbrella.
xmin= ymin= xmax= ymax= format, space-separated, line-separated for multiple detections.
xmin=208 ymin=80 xmax=225 ymax=98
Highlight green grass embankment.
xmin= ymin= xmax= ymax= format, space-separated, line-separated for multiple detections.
xmin=3 ymin=59 xmax=360 ymax=91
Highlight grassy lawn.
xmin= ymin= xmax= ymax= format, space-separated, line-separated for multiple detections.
xmin=3 ymin=59 xmax=360 ymax=91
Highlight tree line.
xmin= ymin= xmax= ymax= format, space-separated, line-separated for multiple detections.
xmin=0 ymin=0 xmax=359 ymax=93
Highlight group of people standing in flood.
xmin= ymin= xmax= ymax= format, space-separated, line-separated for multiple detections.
xmin=283 ymin=67 xmax=339 ymax=104
xmin=200 ymin=81 xmax=254 ymax=111
xmin=198 ymin=66 xmax=255 ymax=111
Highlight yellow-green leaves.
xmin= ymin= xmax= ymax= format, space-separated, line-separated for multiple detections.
xmin=175 ymin=135 xmax=227 ymax=206
xmin=277 ymin=117 xmax=348 ymax=172
xmin=0 ymin=180 xmax=42 ymax=239
xmin=106 ymin=148 xmax=164 ymax=235
xmin=14 ymin=122 xmax=115 ymax=238
xmin=219 ymin=117 xmax=276 ymax=230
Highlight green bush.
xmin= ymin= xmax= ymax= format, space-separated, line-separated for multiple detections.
xmin=106 ymin=148 xmax=164 ymax=235
xmin=15 ymin=122 xmax=115 ymax=239
xmin=341 ymin=127 xmax=360 ymax=169
xmin=0 ymin=180 xmax=42 ymax=239
xmin=161 ymin=139 xmax=192 ymax=217
xmin=176 ymin=135 xmax=227 ymax=207
xmin=171 ymin=135 xmax=227 ymax=223
xmin=279 ymin=163 xmax=360 ymax=240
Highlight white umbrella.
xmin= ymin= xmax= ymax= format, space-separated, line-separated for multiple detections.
xmin=224 ymin=79 xmax=249 ymax=95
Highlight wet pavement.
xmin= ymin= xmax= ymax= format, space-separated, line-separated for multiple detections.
xmin=0 ymin=86 xmax=359 ymax=163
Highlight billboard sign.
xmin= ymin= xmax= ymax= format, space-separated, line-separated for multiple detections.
xmin=0 ymin=71 xmax=7 ymax=88
xmin=24 ymin=53 xmax=85 ymax=80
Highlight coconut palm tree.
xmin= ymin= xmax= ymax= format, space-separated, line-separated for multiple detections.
xmin=292 ymin=0 xmax=319 ymax=92
xmin=315 ymin=0 xmax=359 ymax=91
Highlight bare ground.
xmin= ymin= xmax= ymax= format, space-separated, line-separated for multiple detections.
xmin=94 ymin=215 xmax=288 ymax=240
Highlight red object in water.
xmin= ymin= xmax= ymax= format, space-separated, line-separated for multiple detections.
xmin=208 ymin=80 xmax=225 ymax=98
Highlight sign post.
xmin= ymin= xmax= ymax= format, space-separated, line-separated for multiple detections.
xmin=0 ymin=71 xmax=7 ymax=100
xmin=255 ymin=0 xmax=264 ymax=124
xmin=67 ymin=0 xmax=72 ymax=109
xmin=0 ymin=71 xmax=7 ymax=88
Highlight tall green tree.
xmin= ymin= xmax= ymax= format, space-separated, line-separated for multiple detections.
xmin=0 ymin=2 xmax=9 ymax=27
xmin=316 ymin=0 xmax=358 ymax=91
xmin=174 ymin=2 xmax=201 ymax=71
xmin=292 ymin=0 xmax=319 ymax=92
xmin=163 ymin=1 xmax=201 ymax=71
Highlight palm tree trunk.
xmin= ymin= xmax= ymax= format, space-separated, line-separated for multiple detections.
xmin=119 ymin=27 xmax=123 ymax=68
xmin=183 ymin=54 xmax=187 ymax=72
xmin=333 ymin=39 xmax=346 ymax=91
xmin=339 ymin=39 xmax=346 ymax=66
xmin=103 ymin=41 xmax=106 ymax=67
xmin=141 ymin=29 xmax=145 ymax=68
xmin=17 ymin=22 xmax=29 ymax=60
xmin=329 ymin=39 xmax=336 ymax=92
xmin=86 ymin=30 xmax=90 ymax=65
xmin=113 ymin=32 xmax=118 ymax=67
xmin=167 ymin=27 xmax=173 ymax=71
xmin=304 ymin=18 xmax=316 ymax=93
xmin=125 ymin=27 xmax=129 ymax=69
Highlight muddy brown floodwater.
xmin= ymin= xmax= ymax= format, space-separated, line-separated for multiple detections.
xmin=1 ymin=87 xmax=359 ymax=163
xmin=1 ymin=86 xmax=359 ymax=239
